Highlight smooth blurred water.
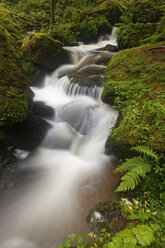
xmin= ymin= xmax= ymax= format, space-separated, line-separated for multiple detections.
xmin=0 ymin=28 xmax=118 ymax=248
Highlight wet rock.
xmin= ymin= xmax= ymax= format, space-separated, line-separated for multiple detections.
xmin=68 ymin=65 xmax=105 ymax=87
xmin=1 ymin=115 xmax=51 ymax=151
xmin=60 ymin=99 xmax=96 ymax=135
xmin=95 ymin=51 xmax=114 ymax=66
xmin=42 ymin=122 xmax=77 ymax=150
xmin=0 ymin=145 xmax=17 ymax=192
xmin=33 ymin=102 xmax=55 ymax=120
xmin=98 ymin=44 xmax=119 ymax=52
xmin=87 ymin=201 xmax=129 ymax=236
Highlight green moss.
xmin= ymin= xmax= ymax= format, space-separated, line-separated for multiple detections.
xmin=21 ymin=33 xmax=65 ymax=72
xmin=0 ymin=87 xmax=28 ymax=126
xmin=102 ymin=42 xmax=165 ymax=157
xmin=0 ymin=21 xmax=32 ymax=141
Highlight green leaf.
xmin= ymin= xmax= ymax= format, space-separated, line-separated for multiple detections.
xmin=105 ymin=242 xmax=117 ymax=248
xmin=116 ymin=156 xmax=152 ymax=192
xmin=131 ymin=146 xmax=159 ymax=162
xmin=132 ymin=224 xmax=155 ymax=246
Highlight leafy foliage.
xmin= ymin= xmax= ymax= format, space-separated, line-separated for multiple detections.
xmin=115 ymin=157 xmax=153 ymax=191
xmin=59 ymin=224 xmax=155 ymax=248
xmin=131 ymin=146 xmax=159 ymax=162
xmin=115 ymin=146 xmax=161 ymax=192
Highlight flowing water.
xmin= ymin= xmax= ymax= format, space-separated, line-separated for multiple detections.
xmin=0 ymin=28 xmax=119 ymax=248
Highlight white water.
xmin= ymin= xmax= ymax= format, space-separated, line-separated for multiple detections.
xmin=0 ymin=28 xmax=118 ymax=248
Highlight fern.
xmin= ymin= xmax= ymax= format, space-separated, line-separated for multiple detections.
xmin=115 ymin=156 xmax=147 ymax=173
xmin=131 ymin=146 xmax=159 ymax=162
xmin=116 ymin=156 xmax=153 ymax=192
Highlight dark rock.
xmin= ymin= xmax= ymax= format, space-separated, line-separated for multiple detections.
xmin=1 ymin=115 xmax=51 ymax=151
xmin=98 ymin=44 xmax=119 ymax=52
xmin=95 ymin=51 xmax=113 ymax=66
xmin=60 ymin=99 xmax=95 ymax=135
xmin=33 ymin=102 xmax=55 ymax=120
xmin=87 ymin=201 xmax=129 ymax=236
xmin=69 ymin=65 xmax=105 ymax=87
xmin=42 ymin=122 xmax=77 ymax=150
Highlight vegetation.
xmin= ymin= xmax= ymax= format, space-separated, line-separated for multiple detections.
xmin=116 ymin=0 xmax=165 ymax=49
xmin=0 ymin=0 xmax=164 ymax=247
xmin=102 ymin=42 xmax=165 ymax=158
xmin=0 ymin=0 xmax=124 ymax=45
xmin=0 ymin=9 xmax=32 ymax=133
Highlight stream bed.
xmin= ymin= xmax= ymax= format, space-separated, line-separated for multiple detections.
xmin=0 ymin=28 xmax=119 ymax=248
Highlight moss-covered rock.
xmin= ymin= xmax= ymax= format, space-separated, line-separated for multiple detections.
xmin=21 ymin=33 xmax=69 ymax=74
xmin=102 ymin=42 xmax=165 ymax=158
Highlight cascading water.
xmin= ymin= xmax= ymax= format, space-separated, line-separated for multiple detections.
xmin=0 ymin=28 xmax=118 ymax=248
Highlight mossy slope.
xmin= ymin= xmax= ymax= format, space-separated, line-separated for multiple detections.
xmin=0 ymin=8 xmax=33 ymax=148
xmin=0 ymin=19 xmax=31 ymax=129
xmin=102 ymin=42 xmax=165 ymax=158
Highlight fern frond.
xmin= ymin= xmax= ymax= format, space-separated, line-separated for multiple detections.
xmin=131 ymin=146 xmax=159 ymax=162
xmin=116 ymin=172 xmax=141 ymax=191
xmin=115 ymin=157 xmax=146 ymax=173
xmin=116 ymin=157 xmax=152 ymax=192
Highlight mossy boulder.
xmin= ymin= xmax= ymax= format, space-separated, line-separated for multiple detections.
xmin=21 ymin=33 xmax=69 ymax=76
xmin=102 ymin=42 xmax=165 ymax=158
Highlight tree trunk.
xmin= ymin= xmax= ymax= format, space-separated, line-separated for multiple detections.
xmin=50 ymin=0 xmax=55 ymax=26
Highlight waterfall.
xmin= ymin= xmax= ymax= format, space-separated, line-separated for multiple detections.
xmin=0 ymin=27 xmax=118 ymax=248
